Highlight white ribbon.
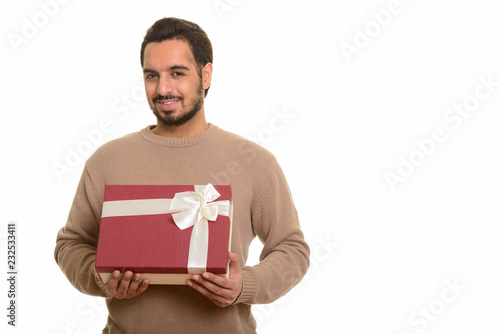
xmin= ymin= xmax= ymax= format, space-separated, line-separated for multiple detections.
xmin=169 ymin=184 xmax=230 ymax=273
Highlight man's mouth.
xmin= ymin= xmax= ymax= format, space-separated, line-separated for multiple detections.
xmin=154 ymin=95 xmax=182 ymax=103
xmin=156 ymin=99 xmax=180 ymax=111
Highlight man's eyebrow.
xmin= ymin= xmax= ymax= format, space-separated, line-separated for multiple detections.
xmin=143 ymin=68 xmax=157 ymax=74
xmin=143 ymin=64 xmax=191 ymax=74
xmin=168 ymin=64 xmax=190 ymax=71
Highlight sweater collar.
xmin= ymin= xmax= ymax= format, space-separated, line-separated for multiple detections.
xmin=139 ymin=123 xmax=219 ymax=147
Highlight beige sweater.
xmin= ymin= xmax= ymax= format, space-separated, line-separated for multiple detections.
xmin=54 ymin=124 xmax=310 ymax=334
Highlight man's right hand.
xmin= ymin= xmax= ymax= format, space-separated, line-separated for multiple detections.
xmin=100 ymin=270 xmax=150 ymax=299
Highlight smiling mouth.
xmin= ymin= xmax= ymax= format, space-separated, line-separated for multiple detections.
xmin=154 ymin=95 xmax=183 ymax=103
xmin=156 ymin=99 xmax=181 ymax=111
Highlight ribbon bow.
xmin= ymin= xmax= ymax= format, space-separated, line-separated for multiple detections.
xmin=169 ymin=184 xmax=230 ymax=272
xmin=170 ymin=184 xmax=230 ymax=230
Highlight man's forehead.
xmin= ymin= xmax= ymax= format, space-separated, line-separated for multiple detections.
xmin=143 ymin=39 xmax=196 ymax=69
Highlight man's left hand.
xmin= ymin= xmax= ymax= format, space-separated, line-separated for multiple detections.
xmin=187 ymin=251 xmax=243 ymax=308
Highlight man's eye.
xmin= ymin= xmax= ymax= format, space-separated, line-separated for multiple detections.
xmin=172 ymin=72 xmax=183 ymax=76
xmin=146 ymin=73 xmax=157 ymax=79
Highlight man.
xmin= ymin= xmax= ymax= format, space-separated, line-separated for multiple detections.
xmin=54 ymin=17 xmax=309 ymax=333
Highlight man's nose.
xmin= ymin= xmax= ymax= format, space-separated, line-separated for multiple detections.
xmin=157 ymin=76 xmax=173 ymax=96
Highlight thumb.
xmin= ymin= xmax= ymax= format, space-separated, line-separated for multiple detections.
xmin=228 ymin=252 xmax=240 ymax=276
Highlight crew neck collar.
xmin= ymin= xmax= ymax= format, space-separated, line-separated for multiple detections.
xmin=139 ymin=123 xmax=219 ymax=147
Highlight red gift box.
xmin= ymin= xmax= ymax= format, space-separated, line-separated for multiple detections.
xmin=95 ymin=184 xmax=232 ymax=285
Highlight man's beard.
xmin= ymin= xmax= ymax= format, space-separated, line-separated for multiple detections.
xmin=151 ymin=82 xmax=204 ymax=127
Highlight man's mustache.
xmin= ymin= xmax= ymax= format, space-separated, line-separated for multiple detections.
xmin=153 ymin=95 xmax=184 ymax=103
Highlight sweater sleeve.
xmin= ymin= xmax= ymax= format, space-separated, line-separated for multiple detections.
xmin=236 ymin=158 xmax=310 ymax=304
xmin=54 ymin=166 xmax=108 ymax=297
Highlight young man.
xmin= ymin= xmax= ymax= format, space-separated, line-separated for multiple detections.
xmin=54 ymin=17 xmax=309 ymax=334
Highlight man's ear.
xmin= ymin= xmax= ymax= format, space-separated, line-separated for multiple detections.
xmin=202 ymin=63 xmax=213 ymax=91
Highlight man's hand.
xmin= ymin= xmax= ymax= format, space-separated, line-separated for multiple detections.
xmin=186 ymin=252 xmax=243 ymax=308
xmin=96 ymin=270 xmax=149 ymax=299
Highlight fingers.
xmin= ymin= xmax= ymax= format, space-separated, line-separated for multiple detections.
xmin=228 ymin=251 xmax=239 ymax=266
xmin=187 ymin=275 xmax=233 ymax=308
xmin=187 ymin=251 xmax=243 ymax=308
xmin=105 ymin=271 xmax=149 ymax=299
xmin=106 ymin=270 xmax=121 ymax=295
xmin=228 ymin=252 xmax=241 ymax=278
xmin=135 ymin=278 xmax=150 ymax=296
xmin=116 ymin=271 xmax=134 ymax=297
xmin=188 ymin=273 xmax=241 ymax=307
xmin=126 ymin=272 xmax=142 ymax=295
xmin=193 ymin=273 xmax=234 ymax=298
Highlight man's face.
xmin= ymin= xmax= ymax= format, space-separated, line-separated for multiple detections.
xmin=142 ymin=39 xmax=211 ymax=126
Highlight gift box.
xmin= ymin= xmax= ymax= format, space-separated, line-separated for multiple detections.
xmin=95 ymin=184 xmax=232 ymax=285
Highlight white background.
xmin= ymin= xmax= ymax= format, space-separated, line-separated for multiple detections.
xmin=1 ymin=0 xmax=500 ymax=333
